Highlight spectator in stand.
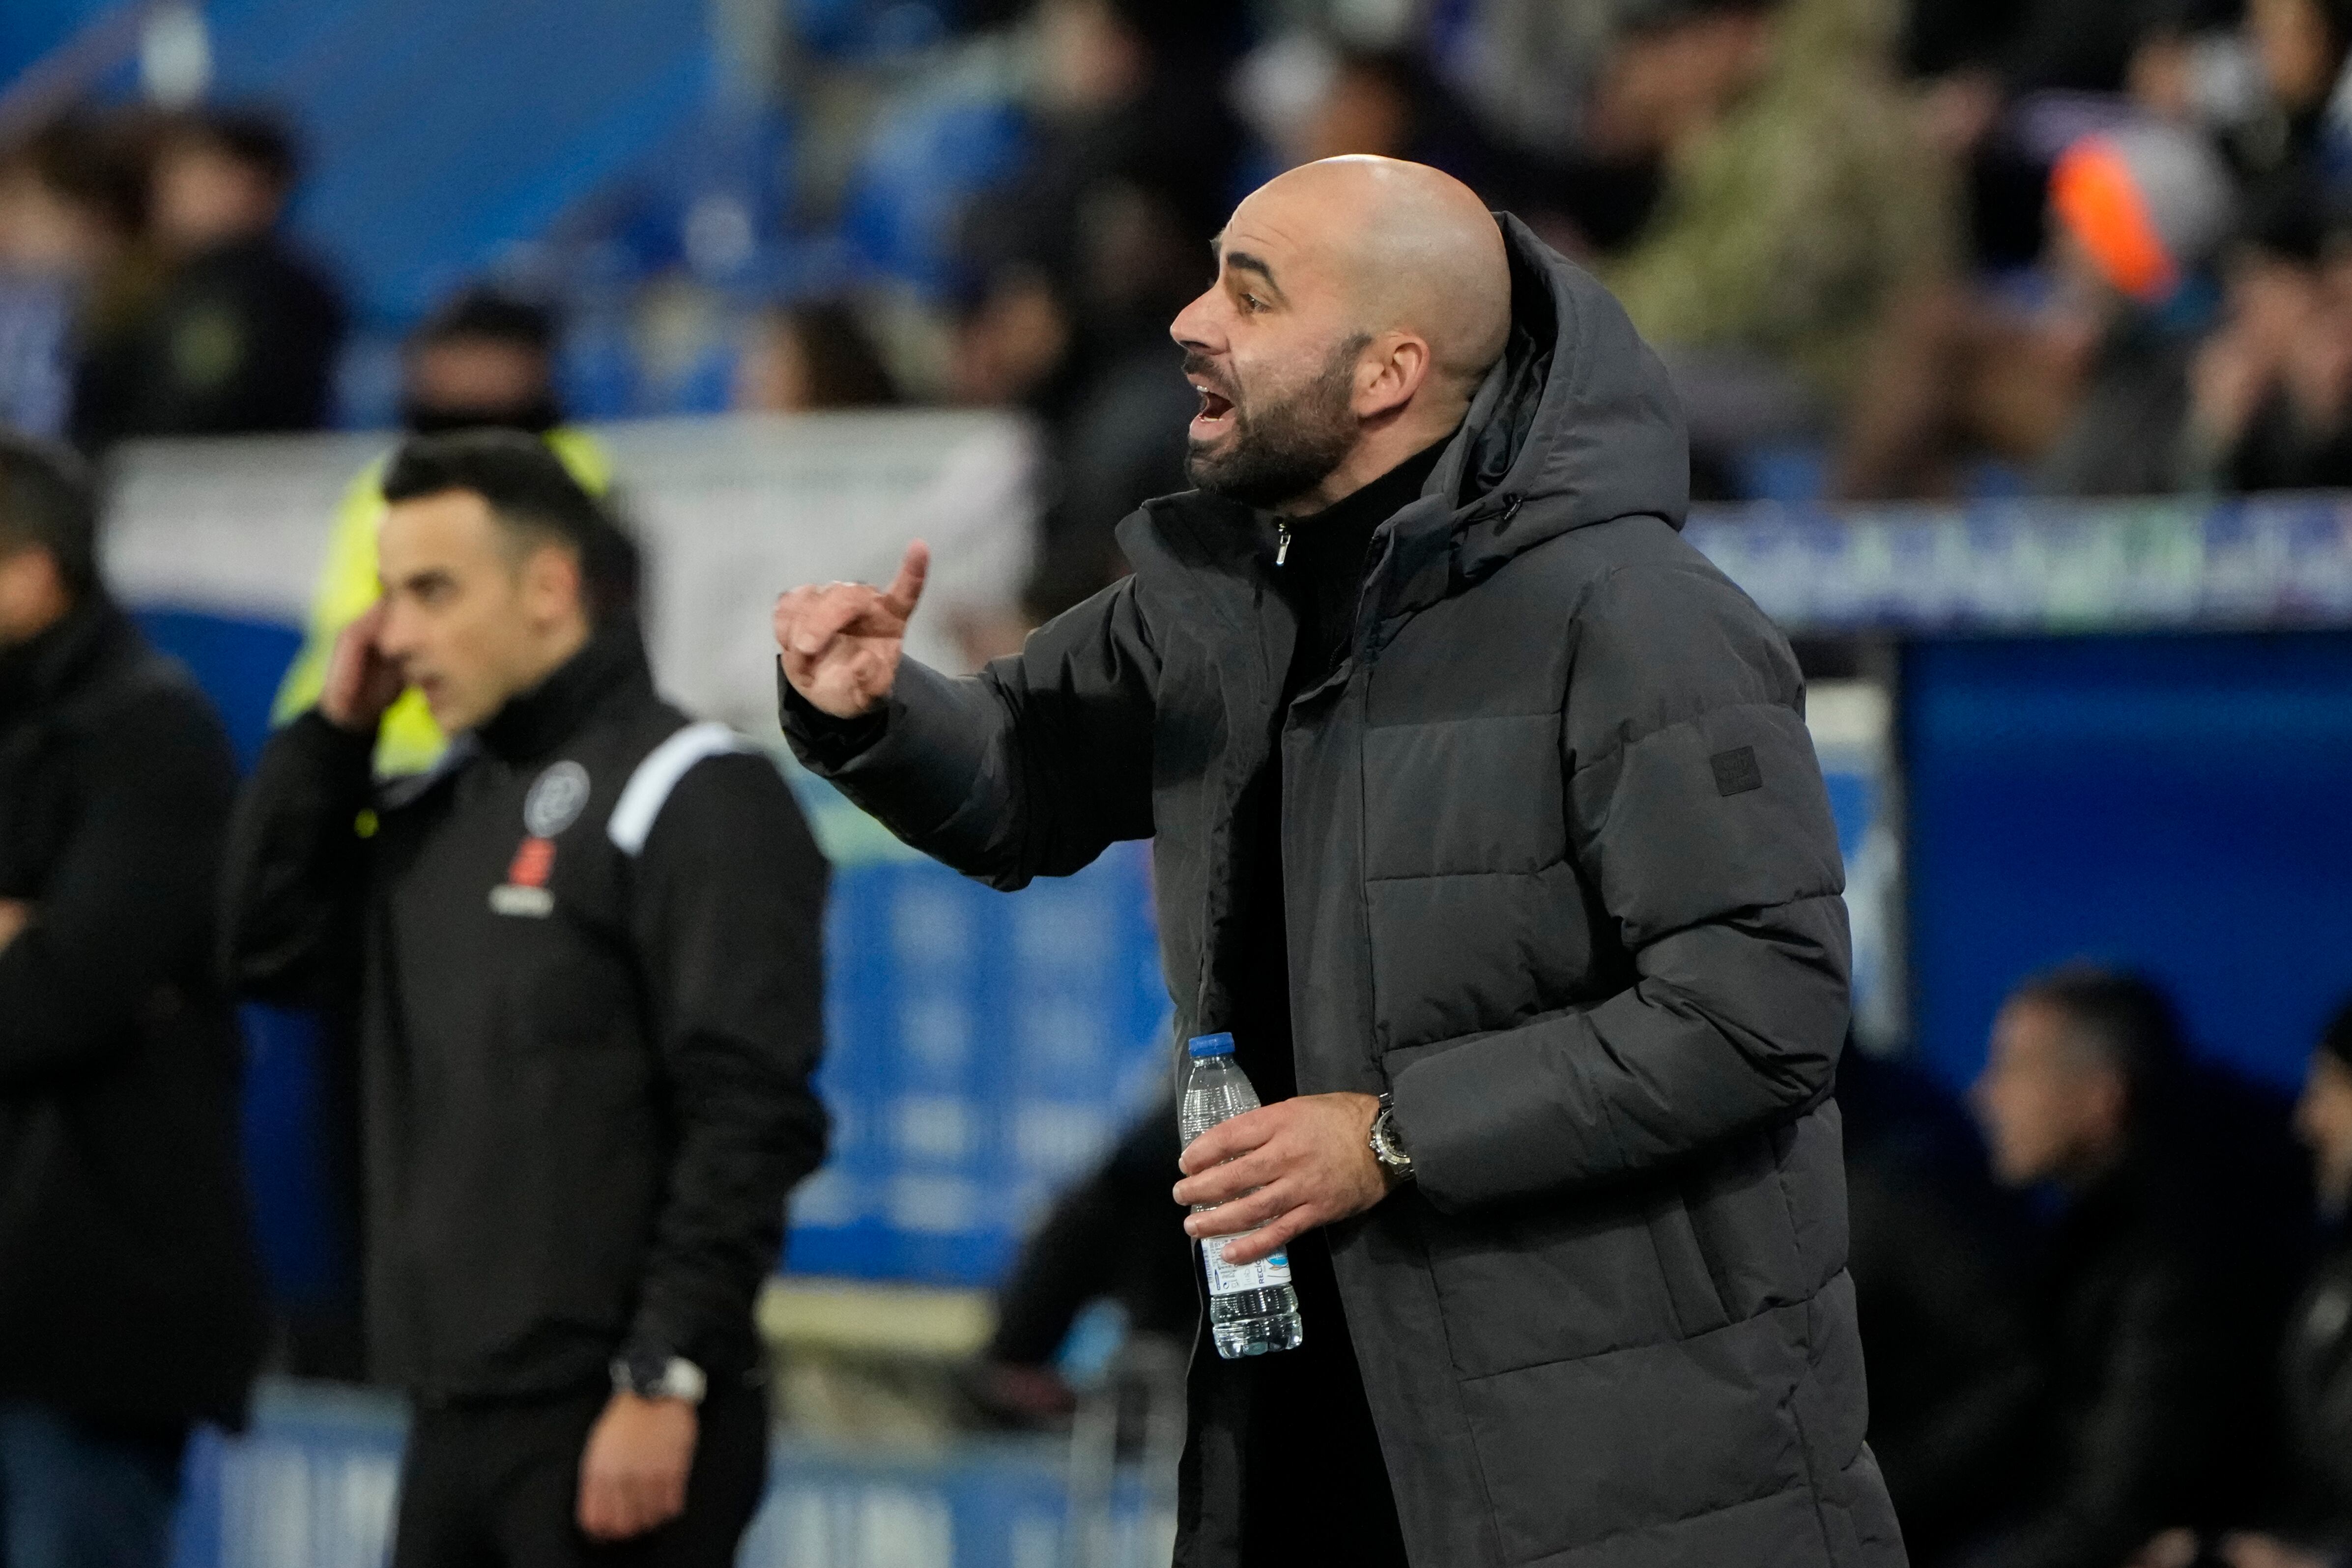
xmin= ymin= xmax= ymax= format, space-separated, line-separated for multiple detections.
xmin=2132 ymin=996 xmax=2352 ymax=1568
xmin=2034 ymin=121 xmax=2239 ymax=493
xmin=273 ymin=287 xmax=611 ymax=779
xmin=1593 ymin=0 xmax=1957 ymax=497
xmin=2227 ymin=0 xmax=2352 ymax=214
xmin=0 ymin=434 xmax=266 ymax=1567
xmin=1838 ymin=117 xmax=2236 ymax=498
xmin=1964 ymin=967 xmax=2302 ymax=1568
xmin=2183 ymin=187 xmax=2352 ymax=488
xmin=0 ymin=118 xmax=146 ymax=441
xmin=69 ymin=108 xmax=344 ymax=451
xmin=732 ymin=300 xmax=900 ymax=414
xmin=1899 ymin=0 xmax=2242 ymax=268
xmin=955 ymin=0 xmax=1240 ymax=621
xmin=1259 ymin=44 xmax=1509 ymax=188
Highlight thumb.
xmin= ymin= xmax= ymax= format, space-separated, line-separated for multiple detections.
xmin=881 ymin=541 xmax=930 ymax=621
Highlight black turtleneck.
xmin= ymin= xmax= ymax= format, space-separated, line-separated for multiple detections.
xmin=474 ymin=616 xmax=656 ymax=766
xmin=1274 ymin=437 xmax=1451 ymax=707
xmin=1226 ymin=438 xmax=1450 ymax=1568
xmin=1229 ymin=434 xmax=1452 ymax=1104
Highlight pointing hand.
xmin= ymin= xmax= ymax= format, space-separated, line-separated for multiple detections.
xmin=773 ymin=541 xmax=930 ymax=720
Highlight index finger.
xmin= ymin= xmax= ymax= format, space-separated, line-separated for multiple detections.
xmin=1178 ymin=1103 xmax=1279 ymax=1175
xmin=880 ymin=540 xmax=930 ymax=619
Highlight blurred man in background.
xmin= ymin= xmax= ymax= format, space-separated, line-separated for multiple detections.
xmin=2133 ymin=995 xmax=2352 ymax=1568
xmin=1968 ymin=967 xmax=2302 ymax=1568
xmin=1839 ymin=1045 xmax=2039 ymax=1568
xmin=0 ymin=433 xmax=265 ymax=1567
xmin=731 ymin=299 xmax=900 ymax=414
xmin=965 ymin=1096 xmax=1195 ymax=1427
xmin=0 ymin=116 xmax=146 ymax=442
xmin=273 ymin=286 xmax=610 ymax=778
xmin=70 ymin=108 xmax=344 ymax=451
xmin=222 ymin=431 xmax=829 ymax=1567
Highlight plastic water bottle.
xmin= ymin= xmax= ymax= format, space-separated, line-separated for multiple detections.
xmin=1179 ymin=1033 xmax=1304 ymax=1359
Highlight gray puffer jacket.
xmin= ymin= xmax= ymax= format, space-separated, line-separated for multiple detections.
xmin=785 ymin=216 xmax=1904 ymax=1568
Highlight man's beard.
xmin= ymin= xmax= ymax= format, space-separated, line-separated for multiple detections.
xmin=1184 ymin=337 xmax=1366 ymax=510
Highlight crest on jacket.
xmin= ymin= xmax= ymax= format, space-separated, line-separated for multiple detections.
xmin=523 ymin=760 xmax=591 ymax=837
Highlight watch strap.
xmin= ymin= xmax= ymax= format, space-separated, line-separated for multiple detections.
xmin=610 ymin=1353 xmax=707 ymax=1404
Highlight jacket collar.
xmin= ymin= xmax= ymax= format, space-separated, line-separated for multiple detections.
xmin=473 ymin=616 xmax=653 ymax=766
xmin=0 ymin=596 xmax=134 ymax=734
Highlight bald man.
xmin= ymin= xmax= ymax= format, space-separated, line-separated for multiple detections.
xmin=776 ymin=159 xmax=1897 ymax=1568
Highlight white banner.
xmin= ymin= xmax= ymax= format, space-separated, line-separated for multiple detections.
xmin=101 ymin=409 xmax=1038 ymax=738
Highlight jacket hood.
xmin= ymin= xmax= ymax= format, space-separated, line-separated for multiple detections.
xmin=1431 ymin=215 xmax=1688 ymax=562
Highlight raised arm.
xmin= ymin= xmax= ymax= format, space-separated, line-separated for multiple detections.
xmin=1391 ymin=558 xmax=1852 ymax=1211
xmin=776 ymin=542 xmax=1157 ymax=889
xmin=220 ymin=603 xmax=402 ymax=1004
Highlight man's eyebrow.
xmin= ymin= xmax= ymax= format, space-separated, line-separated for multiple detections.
xmin=1219 ymin=247 xmax=1284 ymax=299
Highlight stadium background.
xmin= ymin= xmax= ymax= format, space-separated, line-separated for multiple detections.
xmin=6 ymin=0 xmax=2352 ymax=1564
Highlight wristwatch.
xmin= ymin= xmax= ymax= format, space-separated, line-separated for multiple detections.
xmin=610 ymin=1350 xmax=708 ymax=1405
xmin=1369 ymin=1093 xmax=1415 ymax=1185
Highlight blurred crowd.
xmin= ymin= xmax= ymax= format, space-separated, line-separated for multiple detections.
xmin=10 ymin=0 xmax=2352 ymax=627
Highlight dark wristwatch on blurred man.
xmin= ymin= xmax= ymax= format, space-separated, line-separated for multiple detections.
xmin=610 ymin=1349 xmax=707 ymax=1404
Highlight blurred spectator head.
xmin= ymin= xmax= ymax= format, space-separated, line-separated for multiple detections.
xmin=2248 ymin=0 xmax=2352 ymax=114
xmin=1290 ymin=49 xmax=1434 ymax=165
xmin=2048 ymin=120 xmax=2237 ymax=307
xmin=0 ymin=116 xmax=147 ymax=276
xmin=150 ymin=109 xmax=300 ymax=258
xmin=1589 ymin=0 xmax=1788 ymax=159
xmin=403 ymin=288 xmax=563 ymax=435
xmin=1036 ymin=0 xmax=1153 ymax=115
xmin=375 ymin=430 xmax=639 ymax=732
xmin=0 ymin=432 xmax=96 ymax=643
xmin=732 ymin=301 xmax=900 ymax=414
xmin=1974 ymin=967 xmax=2187 ymax=1188
xmin=950 ymin=267 xmax=1074 ymax=406
xmin=1034 ymin=0 xmax=1241 ymax=114
xmin=2297 ymin=997 xmax=2352 ymax=1218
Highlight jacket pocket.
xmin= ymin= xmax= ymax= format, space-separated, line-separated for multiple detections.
xmin=1363 ymin=858 xmax=1593 ymax=1054
xmin=1417 ymin=1180 xmax=1686 ymax=1380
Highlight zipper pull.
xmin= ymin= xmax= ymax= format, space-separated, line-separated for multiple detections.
xmin=1275 ymin=521 xmax=1291 ymax=566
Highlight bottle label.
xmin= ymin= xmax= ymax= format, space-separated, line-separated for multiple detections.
xmin=1200 ymin=1234 xmax=1292 ymax=1297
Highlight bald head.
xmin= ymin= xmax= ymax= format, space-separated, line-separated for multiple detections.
xmin=1172 ymin=157 xmax=1514 ymax=514
xmin=1243 ymin=157 xmax=1511 ymax=390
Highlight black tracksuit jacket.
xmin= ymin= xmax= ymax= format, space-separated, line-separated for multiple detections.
xmin=0 ymin=598 xmax=266 ymax=1432
xmin=221 ymin=621 xmax=828 ymax=1402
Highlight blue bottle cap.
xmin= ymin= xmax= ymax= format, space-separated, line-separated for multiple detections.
xmin=1187 ymin=1032 xmax=1236 ymax=1058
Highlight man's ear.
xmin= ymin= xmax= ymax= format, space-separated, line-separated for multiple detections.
xmin=1355 ymin=334 xmax=1432 ymax=420
xmin=520 ymin=542 xmax=587 ymax=627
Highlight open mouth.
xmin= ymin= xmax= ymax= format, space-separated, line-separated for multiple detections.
xmin=1191 ymin=385 xmax=1235 ymax=434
